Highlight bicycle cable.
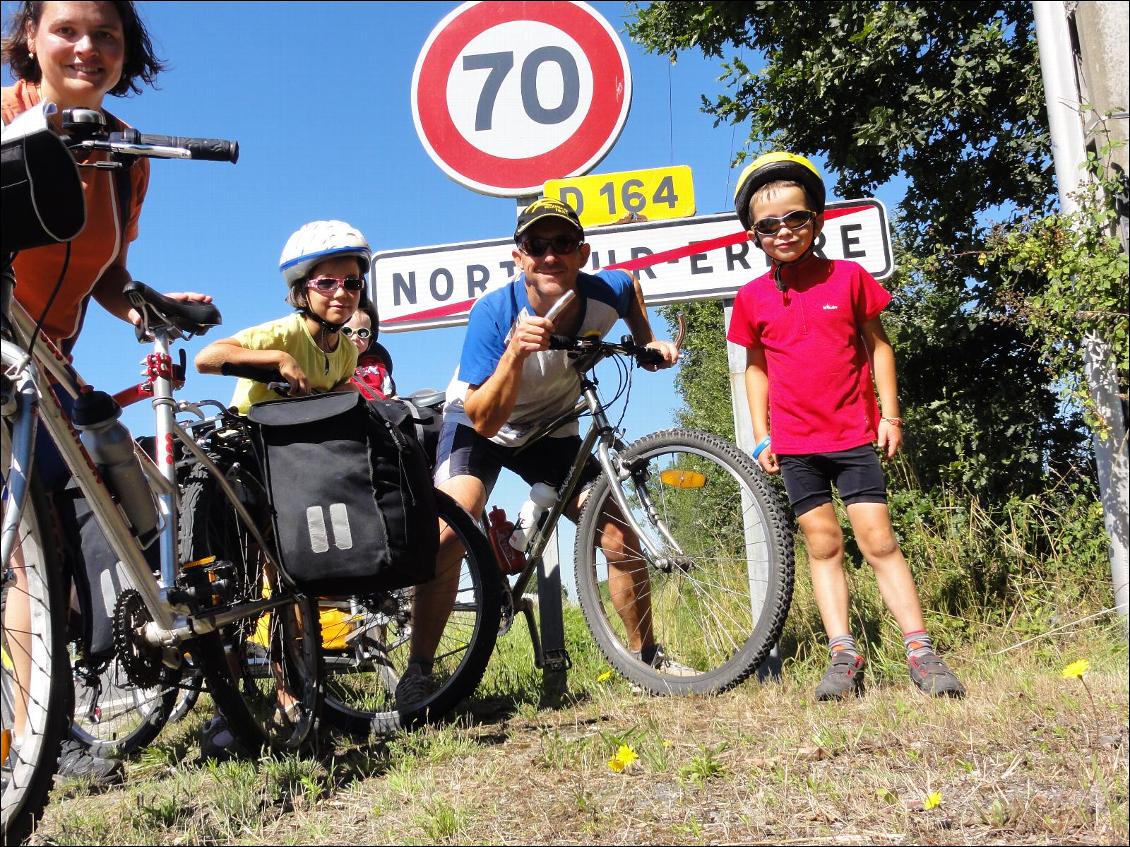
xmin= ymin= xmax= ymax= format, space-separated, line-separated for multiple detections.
xmin=24 ymin=240 xmax=72 ymax=357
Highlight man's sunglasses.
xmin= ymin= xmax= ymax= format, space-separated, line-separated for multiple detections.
xmin=519 ymin=235 xmax=582 ymax=258
xmin=306 ymin=276 xmax=365 ymax=293
xmin=752 ymin=209 xmax=816 ymax=236
xmin=341 ymin=325 xmax=371 ymax=340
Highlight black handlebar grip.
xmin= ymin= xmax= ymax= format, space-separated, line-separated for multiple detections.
xmin=635 ymin=347 xmax=665 ymax=367
xmin=548 ymin=334 xmax=574 ymax=350
xmin=219 ymin=363 xmax=283 ymax=384
xmin=134 ymin=133 xmax=239 ymax=163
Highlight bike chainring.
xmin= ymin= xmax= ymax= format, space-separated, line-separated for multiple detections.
xmin=112 ymin=588 xmax=164 ymax=689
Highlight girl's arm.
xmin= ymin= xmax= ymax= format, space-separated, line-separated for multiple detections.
xmin=195 ymin=339 xmax=310 ymax=395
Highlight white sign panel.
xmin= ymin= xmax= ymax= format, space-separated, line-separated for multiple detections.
xmin=374 ymin=200 xmax=892 ymax=333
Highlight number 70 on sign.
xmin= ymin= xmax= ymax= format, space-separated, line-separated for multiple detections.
xmin=544 ymin=165 xmax=696 ymax=228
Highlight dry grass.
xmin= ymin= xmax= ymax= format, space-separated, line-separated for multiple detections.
xmin=30 ymin=622 xmax=1129 ymax=846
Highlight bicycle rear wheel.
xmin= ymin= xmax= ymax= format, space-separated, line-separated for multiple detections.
xmin=321 ymin=491 xmax=501 ymax=735
xmin=2 ymin=422 xmax=71 ymax=845
xmin=178 ymin=464 xmax=322 ymax=754
xmin=574 ymin=429 xmax=794 ymax=695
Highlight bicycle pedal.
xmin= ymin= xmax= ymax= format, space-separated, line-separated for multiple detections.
xmin=543 ymin=648 xmax=572 ymax=673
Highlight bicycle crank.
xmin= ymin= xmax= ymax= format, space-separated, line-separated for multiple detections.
xmin=112 ymin=588 xmax=165 ymax=688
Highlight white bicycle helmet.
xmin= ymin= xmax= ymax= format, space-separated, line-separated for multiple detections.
xmin=279 ymin=220 xmax=371 ymax=285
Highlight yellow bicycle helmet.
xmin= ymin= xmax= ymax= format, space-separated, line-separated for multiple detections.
xmin=733 ymin=152 xmax=826 ymax=231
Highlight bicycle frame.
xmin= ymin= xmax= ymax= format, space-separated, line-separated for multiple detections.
xmin=2 ymin=297 xmax=294 ymax=647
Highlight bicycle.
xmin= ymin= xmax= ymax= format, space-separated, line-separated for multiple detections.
xmin=312 ymin=322 xmax=796 ymax=736
xmin=2 ymin=111 xmax=320 ymax=844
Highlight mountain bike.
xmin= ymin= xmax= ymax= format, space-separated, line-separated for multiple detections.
xmin=2 ymin=113 xmax=320 ymax=845
xmin=486 ymin=328 xmax=797 ymax=695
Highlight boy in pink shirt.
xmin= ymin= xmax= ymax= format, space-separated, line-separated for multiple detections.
xmin=727 ymin=153 xmax=964 ymax=700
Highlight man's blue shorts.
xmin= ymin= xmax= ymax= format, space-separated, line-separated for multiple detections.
xmin=434 ymin=421 xmax=601 ymax=500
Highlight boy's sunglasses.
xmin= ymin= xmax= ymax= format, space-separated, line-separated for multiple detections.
xmin=306 ymin=276 xmax=365 ymax=293
xmin=519 ymin=235 xmax=582 ymax=258
xmin=341 ymin=326 xmax=371 ymax=340
xmin=752 ymin=209 xmax=816 ymax=236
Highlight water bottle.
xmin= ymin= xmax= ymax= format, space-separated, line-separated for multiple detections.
xmin=508 ymin=483 xmax=557 ymax=553
xmin=72 ymin=390 xmax=159 ymax=544
xmin=486 ymin=506 xmax=525 ymax=575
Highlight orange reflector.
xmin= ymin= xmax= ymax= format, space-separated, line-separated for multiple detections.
xmin=659 ymin=469 xmax=706 ymax=489
xmin=181 ymin=556 xmax=216 ymax=570
xmin=1 ymin=728 xmax=10 ymax=763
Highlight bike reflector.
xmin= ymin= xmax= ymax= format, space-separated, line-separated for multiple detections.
xmin=659 ymin=469 xmax=706 ymax=489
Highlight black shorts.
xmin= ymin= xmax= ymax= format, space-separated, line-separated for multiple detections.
xmin=434 ymin=421 xmax=601 ymax=499
xmin=778 ymin=445 xmax=887 ymax=517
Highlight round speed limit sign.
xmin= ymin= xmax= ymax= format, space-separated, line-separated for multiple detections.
xmin=411 ymin=1 xmax=632 ymax=197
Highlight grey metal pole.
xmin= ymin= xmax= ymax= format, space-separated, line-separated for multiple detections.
xmin=1032 ymin=0 xmax=1129 ymax=636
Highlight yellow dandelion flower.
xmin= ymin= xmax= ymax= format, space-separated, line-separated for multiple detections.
xmin=923 ymin=791 xmax=942 ymax=811
xmin=597 ymin=670 xmax=613 ymax=683
xmin=1061 ymin=659 xmax=1091 ymax=679
xmin=608 ymin=744 xmax=639 ymax=773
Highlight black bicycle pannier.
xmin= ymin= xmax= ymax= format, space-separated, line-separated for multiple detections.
xmin=247 ymin=392 xmax=438 ymax=596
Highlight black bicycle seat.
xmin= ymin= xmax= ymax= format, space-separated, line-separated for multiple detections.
xmin=124 ymin=281 xmax=222 ymax=336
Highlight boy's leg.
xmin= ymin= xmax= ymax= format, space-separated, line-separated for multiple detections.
xmin=844 ymin=497 xmax=964 ymax=698
xmin=781 ymin=454 xmax=866 ymax=700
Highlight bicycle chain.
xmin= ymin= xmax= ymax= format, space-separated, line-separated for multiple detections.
xmin=111 ymin=588 xmax=164 ymax=689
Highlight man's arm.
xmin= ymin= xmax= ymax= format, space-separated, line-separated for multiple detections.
xmin=463 ymin=313 xmax=554 ymax=437
xmin=623 ymin=275 xmax=678 ymax=370
xmin=860 ymin=315 xmax=902 ymax=458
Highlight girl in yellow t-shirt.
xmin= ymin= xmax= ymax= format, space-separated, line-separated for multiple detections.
xmin=196 ymin=220 xmax=371 ymax=413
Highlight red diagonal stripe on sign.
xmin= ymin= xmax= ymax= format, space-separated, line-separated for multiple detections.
xmin=607 ymin=205 xmax=870 ymax=272
xmin=388 ymin=205 xmax=873 ymax=321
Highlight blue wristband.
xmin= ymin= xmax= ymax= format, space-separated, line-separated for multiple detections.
xmin=752 ymin=436 xmax=771 ymax=460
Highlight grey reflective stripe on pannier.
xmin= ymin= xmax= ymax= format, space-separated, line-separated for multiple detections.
xmin=247 ymin=392 xmax=438 ymax=596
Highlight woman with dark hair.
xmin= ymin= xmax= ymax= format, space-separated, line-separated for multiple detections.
xmin=2 ymin=1 xmax=206 ymax=355
xmin=2 ymin=1 xmax=207 ymax=785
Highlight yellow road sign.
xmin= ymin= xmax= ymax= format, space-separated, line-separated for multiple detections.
xmin=544 ymin=165 xmax=695 ymax=228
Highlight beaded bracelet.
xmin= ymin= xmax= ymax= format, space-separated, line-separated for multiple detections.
xmin=882 ymin=416 xmax=903 ymax=427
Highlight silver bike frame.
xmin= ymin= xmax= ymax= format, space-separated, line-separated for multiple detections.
xmin=2 ymin=299 xmax=291 ymax=645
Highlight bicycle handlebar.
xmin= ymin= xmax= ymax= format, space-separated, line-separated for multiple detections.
xmin=59 ymin=108 xmax=239 ymax=163
xmin=218 ymin=363 xmax=289 ymax=396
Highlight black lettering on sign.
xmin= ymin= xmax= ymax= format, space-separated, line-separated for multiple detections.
xmin=689 ymin=244 xmax=712 ymax=275
xmin=393 ymin=271 xmax=417 ymax=306
xmin=811 ymin=231 xmax=827 ymax=260
xmin=841 ymin=223 xmax=866 ymax=258
xmin=462 ymin=52 xmax=514 ymax=132
xmin=467 ymin=264 xmax=489 ymax=296
xmin=559 ymin=186 xmax=584 ymax=216
xmin=521 ymin=46 xmax=580 ymax=125
xmin=630 ymin=247 xmax=657 ymax=280
xmin=430 ymin=268 xmax=454 ymax=301
xmin=499 ymin=259 xmax=516 ymax=277
xmin=725 ymin=240 xmax=751 ymax=272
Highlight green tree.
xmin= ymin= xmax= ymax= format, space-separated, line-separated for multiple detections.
xmin=632 ymin=1 xmax=1093 ymax=497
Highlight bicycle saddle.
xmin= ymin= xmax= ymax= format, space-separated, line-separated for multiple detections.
xmin=124 ymin=280 xmax=222 ymax=337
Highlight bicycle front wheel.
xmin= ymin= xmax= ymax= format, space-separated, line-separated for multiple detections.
xmin=322 ymin=491 xmax=501 ymax=735
xmin=178 ymin=464 xmax=322 ymax=754
xmin=574 ymin=429 xmax=794 ymax=695
xmin=69 ymin=650 xmax=181 ymax=759
xmin=2 ymin=421 xmax=71 ymax=845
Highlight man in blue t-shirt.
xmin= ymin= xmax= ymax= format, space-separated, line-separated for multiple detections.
xmin=398 ymin=198 xmax=681 ymax=705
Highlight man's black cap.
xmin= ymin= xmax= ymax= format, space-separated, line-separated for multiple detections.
xmin=514 ymin=198 xmax=584 ymax=243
